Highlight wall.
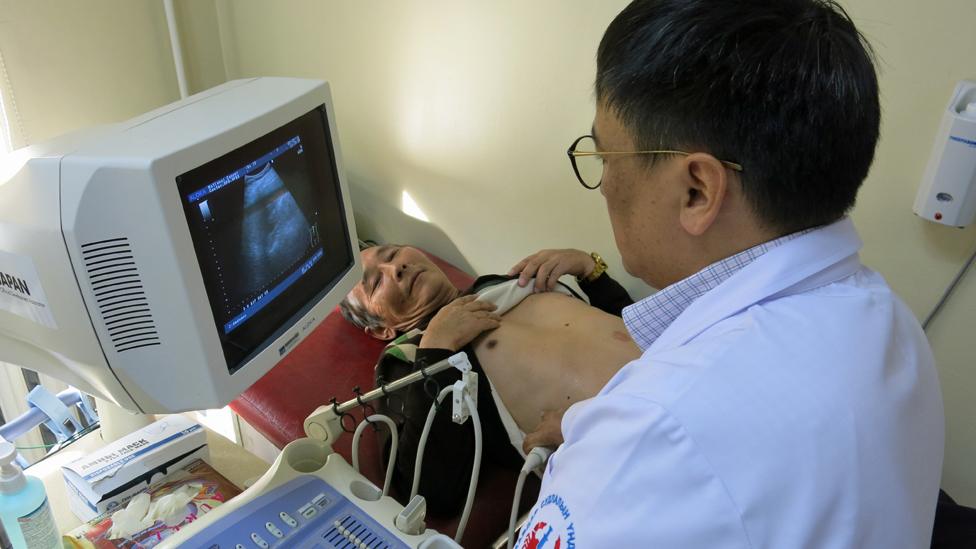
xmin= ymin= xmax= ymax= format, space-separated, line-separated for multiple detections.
xmin=0 ymin=0 xmax=187 ymax=146
xmin=210 ymin=0 xmax=976 ymax=504
xmin=209 ymin=0 xmax=633 ymax=280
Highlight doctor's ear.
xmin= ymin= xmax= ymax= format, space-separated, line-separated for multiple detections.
xmin=678 ymin=153 xmax=729 ymax=236
xmin=365 ymin=325 xmax=397 ymax=341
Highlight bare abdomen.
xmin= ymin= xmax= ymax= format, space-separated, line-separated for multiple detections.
xmin=472 ymin=291 xmax=640 ymax=433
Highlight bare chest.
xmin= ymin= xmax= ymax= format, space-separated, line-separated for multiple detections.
xmin=471 ymin=292 xmax=640 ymax=432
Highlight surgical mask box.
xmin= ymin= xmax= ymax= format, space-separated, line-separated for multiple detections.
xmin=61 ymin=415 xmax=208 ymax=522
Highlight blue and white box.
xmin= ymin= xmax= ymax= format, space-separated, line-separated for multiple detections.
xmin=61 ymin=415 xmax=208 ymax=521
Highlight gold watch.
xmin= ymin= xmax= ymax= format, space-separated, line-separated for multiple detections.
xmin=581 ymin=251 xmax=608 ymax=282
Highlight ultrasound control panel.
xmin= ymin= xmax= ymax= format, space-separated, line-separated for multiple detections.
xmin=189 ymin=475 xmax=409 ymax=549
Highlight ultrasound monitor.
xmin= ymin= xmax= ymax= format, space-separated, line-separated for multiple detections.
xmin=177 ymin=105 xmax=352 ymax=374
xmin=0 ymin=78 xmax=361 ymax=413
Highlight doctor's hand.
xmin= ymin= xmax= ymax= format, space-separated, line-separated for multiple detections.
xmin=419 ymin=295 xmax=501 ymax=351
xmin=522 ymin=406 xmax=567 ymax=454
xmin=508 ymin=249 xmax=596 ymax=292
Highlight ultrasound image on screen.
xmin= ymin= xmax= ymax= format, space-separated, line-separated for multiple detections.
xmin=178 ymin=106 xmax=353 ymax=373
xmin=184 ymin=135 xmax=325 ymax=334
xmin=240 ymin=162 xmax=313 ymax=300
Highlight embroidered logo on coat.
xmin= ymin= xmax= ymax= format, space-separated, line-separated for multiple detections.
xmin=518 ymin=494 xmax=576 ymax=549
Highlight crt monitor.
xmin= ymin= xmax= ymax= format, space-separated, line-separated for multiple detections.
xmin=0 ymin=77 xmax=361 ymax=413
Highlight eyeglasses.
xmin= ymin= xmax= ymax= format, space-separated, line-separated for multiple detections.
xmin=567 ymin=135 xmax=744 ymax=190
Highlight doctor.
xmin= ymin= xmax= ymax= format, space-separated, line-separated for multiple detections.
xmin=513 ymin=0 xmax=944 ymax=547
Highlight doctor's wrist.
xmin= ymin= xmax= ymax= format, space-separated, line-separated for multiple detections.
xmin=578 ymin=251 xmax=608 ymax=282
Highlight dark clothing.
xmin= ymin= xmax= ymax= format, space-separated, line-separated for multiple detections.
xmin=374 ymin=273 xmax=633 ymax=515
xmin=931 ymin=489 xmax=976 ymax=549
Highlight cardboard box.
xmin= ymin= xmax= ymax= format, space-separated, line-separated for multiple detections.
xmin=62 ymin=416 xmax=208 ymax=522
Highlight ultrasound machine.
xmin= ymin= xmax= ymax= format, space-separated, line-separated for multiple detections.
xmin=0 ymin=78 xmax=467 ymax=548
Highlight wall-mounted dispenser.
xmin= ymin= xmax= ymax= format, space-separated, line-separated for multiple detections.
xmin=913 ymin=80 xmax=976 ymax=228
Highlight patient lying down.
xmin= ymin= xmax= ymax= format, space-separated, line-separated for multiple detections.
xmin=339 ymin=245 xmax=639 ymax=514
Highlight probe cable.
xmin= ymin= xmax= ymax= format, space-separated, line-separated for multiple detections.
xmin=508 ymin=447 xmax=553 ymax=549
xmin=351 ymin=414 xmax=398 ymax=497
xmin=411 ymin=386 xmax=483 ymax=544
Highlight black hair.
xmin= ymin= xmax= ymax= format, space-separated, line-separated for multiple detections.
xmin=596 ymin=0 xmax=880 ymax=233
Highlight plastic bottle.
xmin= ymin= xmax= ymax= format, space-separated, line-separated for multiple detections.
xmin=0 ymin=443 xmax=59 ymax=549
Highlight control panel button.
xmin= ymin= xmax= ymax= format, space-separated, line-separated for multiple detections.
xmin=249 ymin=532 xmax=269 ymax=549
xmin=265 ymin=522 xmax=284 ymax=538
xmin=236 ymin=545 xmax=246 ymax=549
xmin=311 ymin=492 xmax=330 ymax=508
xmin=298 ymin=502 xmax=317 ymax=519
xmin=279 ymin=511 xmax=298 ymax=528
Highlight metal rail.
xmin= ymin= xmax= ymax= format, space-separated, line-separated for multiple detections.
xmin=330 ymin=352 xmax=467 ymax=415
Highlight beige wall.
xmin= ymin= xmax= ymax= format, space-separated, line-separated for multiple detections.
xmin=209 ymin=0 xmax=634 ymax=282
xmin=2 ymin=0 xmax=974 ymax=504
xmin=0 ymin=0 xmax=186 ymax=146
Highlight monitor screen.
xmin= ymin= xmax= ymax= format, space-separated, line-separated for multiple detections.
xmin=177 ymin=105 xmax=353 ymax=374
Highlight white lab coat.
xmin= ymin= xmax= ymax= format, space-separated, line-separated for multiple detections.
xmin=519 ymin=219 xmax=944 ymax=549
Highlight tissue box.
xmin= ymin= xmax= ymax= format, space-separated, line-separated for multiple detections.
xmin=62 ymin=415 xmax=208 ymax=522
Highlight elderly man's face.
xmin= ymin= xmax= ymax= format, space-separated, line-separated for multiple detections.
xmin=348 ymin=245 xmax=458 ymax=338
